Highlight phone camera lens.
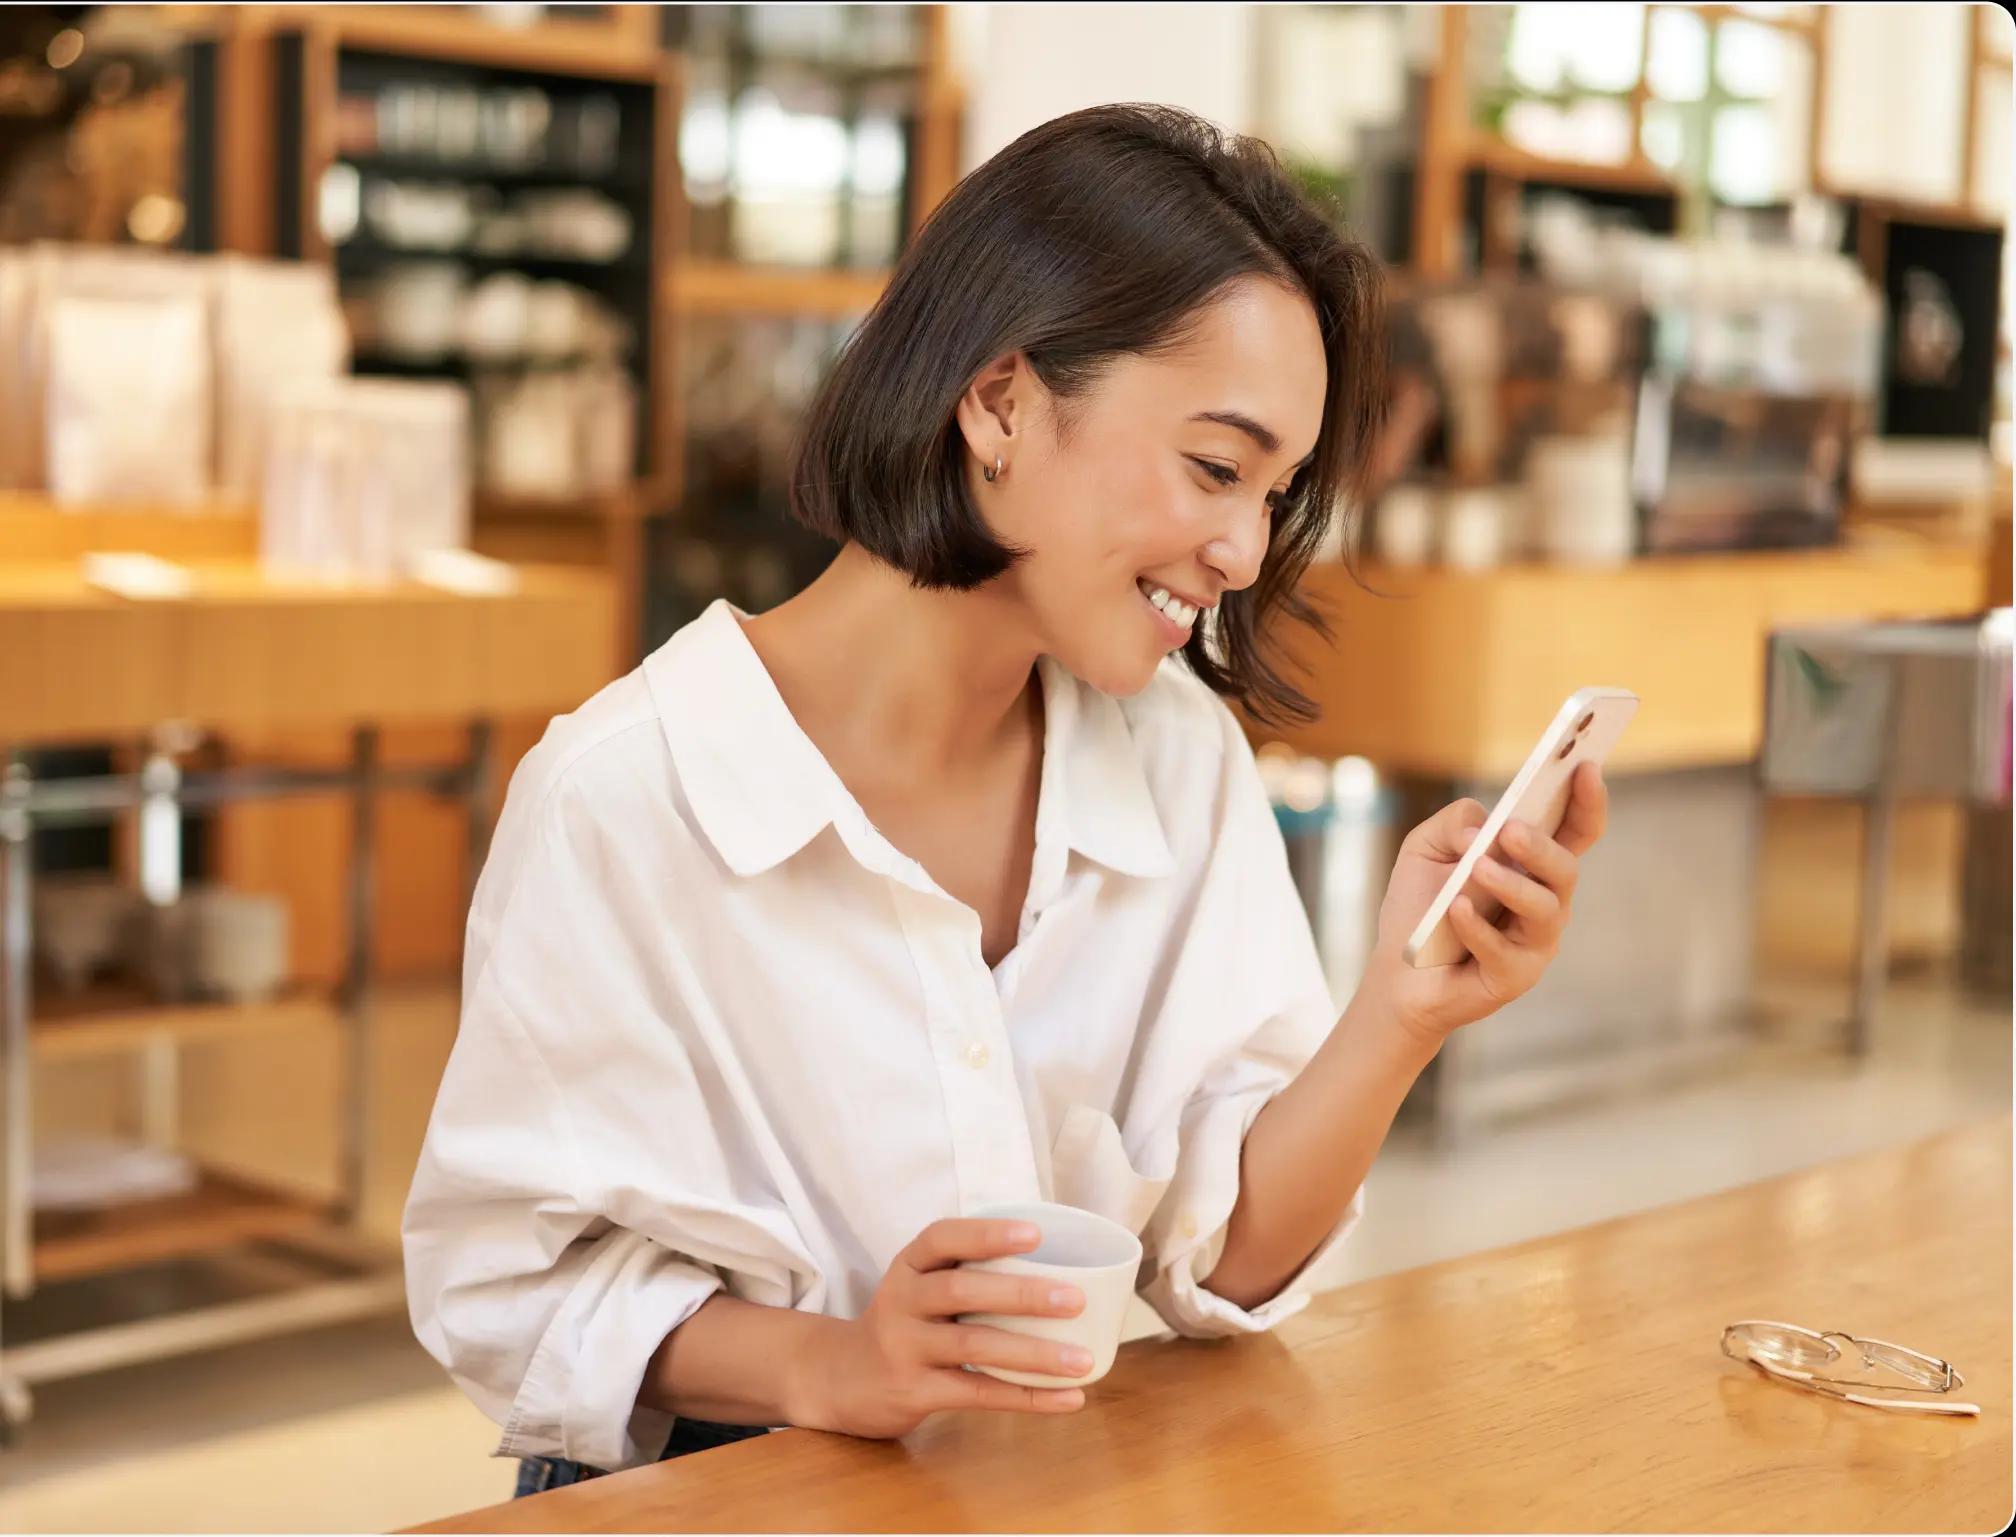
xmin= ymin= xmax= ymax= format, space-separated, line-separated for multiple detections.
xmin=1556 ymin=737 xmax=1576 ymax=759
xmin=1576 ymin=712 xmax=1595 ymax=733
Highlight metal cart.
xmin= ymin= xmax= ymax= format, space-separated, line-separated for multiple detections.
xmin=0 ymin=724 xmax=496 ymax=1440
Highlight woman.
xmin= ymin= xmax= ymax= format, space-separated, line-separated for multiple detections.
xmin=404 ymin=103 xmax=1607 ymax=1493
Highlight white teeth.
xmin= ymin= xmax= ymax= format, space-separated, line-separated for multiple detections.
xmin=1139 ymin=580 xmax=1196 ymax=627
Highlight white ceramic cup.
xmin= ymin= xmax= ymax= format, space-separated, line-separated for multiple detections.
xmin=186 ymin=890 xmax=290 ymax=1004
xmin=956 ymin=1200 xmax=1142 ymax=1390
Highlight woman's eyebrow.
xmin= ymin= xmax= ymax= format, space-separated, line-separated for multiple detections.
xmin=1188 ymin=409 xmax=1315 ymax=469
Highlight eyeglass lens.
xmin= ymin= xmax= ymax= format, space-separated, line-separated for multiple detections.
xmin=1730 ymin=1323 xmax=1835 ymax=1371
xmin=1846 ymin=1337 xmax=1950 ymax=1388
xmin=1730 ymin=1324 xmax=1952 ymax=1388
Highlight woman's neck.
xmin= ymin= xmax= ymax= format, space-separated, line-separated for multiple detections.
xmin=739 ymin=541 xmax=1042 ymax=787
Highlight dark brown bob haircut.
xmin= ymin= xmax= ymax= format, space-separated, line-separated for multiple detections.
xmin=788 ymin=102 xmax=1385 ymax=727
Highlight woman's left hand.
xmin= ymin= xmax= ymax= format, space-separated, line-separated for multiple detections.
xmin=1358 ymin=761 xmax=1610 ymax=1052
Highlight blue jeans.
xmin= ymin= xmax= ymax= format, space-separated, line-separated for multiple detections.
xmin=514 ymin=1418 xmax=773 ymax=1497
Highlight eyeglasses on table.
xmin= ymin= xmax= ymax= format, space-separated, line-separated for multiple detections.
xmin=1722 ymin=1320 xmax=1980 ymax=1416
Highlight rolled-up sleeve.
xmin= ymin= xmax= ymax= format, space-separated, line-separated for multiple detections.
xmin=1135 ymin=1001 xmax=1367 ymax=1338
xmin=404 ymin=771 xmax=820 ymax=1472
xmin=403 ymin=969 xmax=727 ymax=1471
xmin=1135 ymin=704 xmax=1366 ymax=1339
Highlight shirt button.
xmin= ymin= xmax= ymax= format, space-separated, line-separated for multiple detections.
xmin=1179 ymin=1213 xmax=1200 ymax=1240
xmin=964 ymin=1040 xmax=990 ymax=1069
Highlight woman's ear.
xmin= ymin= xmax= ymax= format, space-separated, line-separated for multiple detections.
xmin=953 ymin=350 xmax=1029 ymax=466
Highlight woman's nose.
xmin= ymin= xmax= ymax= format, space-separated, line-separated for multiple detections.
xmin=1201 ymin=505 xmax=1269 ymax=594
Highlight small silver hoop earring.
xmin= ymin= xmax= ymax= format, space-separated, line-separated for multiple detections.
xmin=983 ymin=454 xmax=1002 ymax=483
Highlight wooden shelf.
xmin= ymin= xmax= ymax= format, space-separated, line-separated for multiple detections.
xmin=1847 ymin=194 xmax=2006 ymax=233
xmin=31 ymin=986 xmax=344 ymax=1064
xmin=333 ymin=239 xmax=646 ymax=277
xmin=334 ymin=151 xmax=651 ymax=195
xmin=0 ymin=492 xmax=257 ymax=562
xmin=1464 ymin=138 xmax=1679 ymax=196
xmin=0 ymin=559 xmax=617 ymax=743
xmin=1661 ymin=3 xmax=1819 ymax=37
xmin=669 ymin=261 xmax=890 ymax=319
xmin=32 ymin=1169 xmax=336 ymax=1285
xmin=473 ymin=478 xmax=672 ymax=524
xmin=298 ymin=6 xmax=661 ymax=81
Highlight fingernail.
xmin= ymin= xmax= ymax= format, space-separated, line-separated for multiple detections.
xmin=1457 ymin=825 xmax=1478 ymax=846
xmin=1009 ymin=1223 xmax=1040 ymax=1245
xmin=1050 ymin=1287 xmax=1083 ymax=1312
xmin=1063 ymin=1348 xmax=1094 ymax=1373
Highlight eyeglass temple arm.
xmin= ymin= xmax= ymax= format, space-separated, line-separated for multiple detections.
xmin=1738 ymin=1351 xmax=1982 ymax=1416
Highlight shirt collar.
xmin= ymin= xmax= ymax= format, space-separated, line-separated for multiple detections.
xmin=1034 ymin=654 xmax=1177 ymax=881
xmin=644 ymin=599 xmax=1175 ymax=883
xmin=643 ymin=600 xmax=845 ymax=877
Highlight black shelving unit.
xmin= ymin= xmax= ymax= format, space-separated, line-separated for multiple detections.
xmin=268 ymin=34 xmax=668 ymax=493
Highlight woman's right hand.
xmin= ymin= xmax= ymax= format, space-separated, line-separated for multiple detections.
xmin=791 ymin=1217 xmax=1093 ymax=1439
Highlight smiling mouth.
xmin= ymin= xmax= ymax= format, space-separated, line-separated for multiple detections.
xmin=1137 ymin=578 xmax=1201 ymax=643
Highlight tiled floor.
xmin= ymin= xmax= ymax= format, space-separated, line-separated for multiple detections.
xmin=0 ymin=973 xmax=2006 ymax=1534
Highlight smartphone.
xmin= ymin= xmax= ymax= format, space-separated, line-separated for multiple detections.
xmin=1402 ymin=687 xmax=1639 ymax=969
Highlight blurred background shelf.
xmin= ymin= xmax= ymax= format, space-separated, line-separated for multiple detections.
xmin=472 ymin=478 xmax=668 ymax=524
xmin=0 ymin=560 xmax=618 ymax=740
xmin=329 ymin=241 xmax=649 ymax=278
xmin=1463 ymin=138 xmax=1678 ymax=194
xmin=668 ymin=260 xmax=890 ymax=318
xmin=0 ymin=493 xmax=258 ymax=561
xmin=182 ymin=4 xmax=966 ymax=674
xmin=347 ymin=348 xmax=632 ymax=377
xmin=32 ymin=1171 xmax=336 ymax=1287
xmin=285 ymin=6 xmax=661 ymax=81
xmin=31 ymin=988 xmax=343 ymax=1065
xmin=333 ymin=151 xmax=652 ymax=195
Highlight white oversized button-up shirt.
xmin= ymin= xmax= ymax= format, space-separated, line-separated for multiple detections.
xmin=404 ymin=598 xmax=1363 ymax=1472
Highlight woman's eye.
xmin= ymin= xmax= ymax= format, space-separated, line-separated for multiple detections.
xmin=1193 ymin=457 xmax=1288 ymax=514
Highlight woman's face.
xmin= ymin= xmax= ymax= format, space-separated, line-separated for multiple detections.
xmin=963 ymin=276 xmax=1329 ymax=698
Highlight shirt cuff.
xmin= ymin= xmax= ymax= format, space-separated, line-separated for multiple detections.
xmin=1138 ymin=1089 xmax=1367 ymax=1339
xmin=497 ymin=1231 xmax=725 ymax=1472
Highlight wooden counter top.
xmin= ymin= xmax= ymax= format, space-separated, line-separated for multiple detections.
xmin=0 ymin=490 xmax=258 ymax=561
xmin=1255 ymin=545 xmax=1992 ymax=780
xmin=0 ymin=560 xmax=615 ymax=742
xmin=414 ymin=1116 xmax=2011 ymax=1535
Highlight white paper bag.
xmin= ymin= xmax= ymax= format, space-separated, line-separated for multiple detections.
xmin=46 ymin=293 xmax=212 ymax=505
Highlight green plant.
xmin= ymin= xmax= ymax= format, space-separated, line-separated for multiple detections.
xmin=1286 ymin=156 xmax=1357 ymax=231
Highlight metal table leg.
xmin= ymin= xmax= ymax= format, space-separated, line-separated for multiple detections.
xmin=1845 ymin=687 xmax=1904 ymax=1059
xmin=1 ymin=755 xmax=33 ymax=1441
xmin=337 ymin=726 xmax=379 ymax=1228
xmin=1848 ymin=785 xmax=1896 ymax=1058
xmin=2 ymin=756 xmax=34 ymax=1303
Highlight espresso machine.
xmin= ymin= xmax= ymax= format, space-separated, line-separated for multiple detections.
xmin=1618 ymin=239 xmax=1883 ymax=553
